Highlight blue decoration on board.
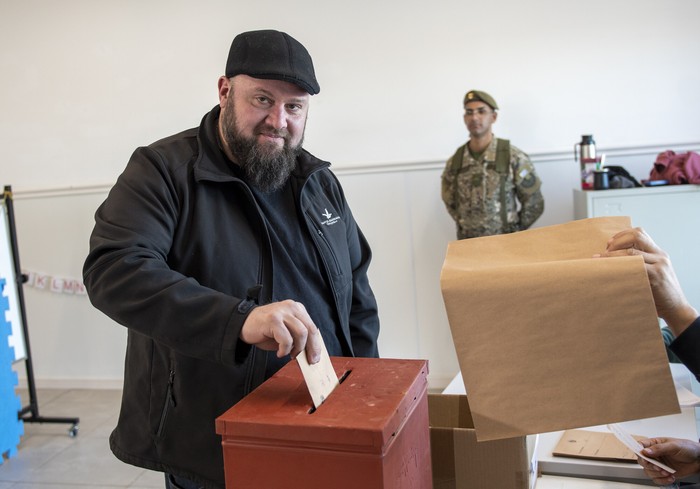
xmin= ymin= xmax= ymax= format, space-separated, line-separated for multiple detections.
xmin=0 ymin=277 xmax=24 ymax=464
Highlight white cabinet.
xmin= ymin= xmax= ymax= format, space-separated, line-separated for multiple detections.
xmin=574 ymin=185 xmax=700 ymax=310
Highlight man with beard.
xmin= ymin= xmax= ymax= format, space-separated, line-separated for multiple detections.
xmin=441 ymin=90 xmax=544 ymax=239
xmin=83 ymin=30 xmax=380 ymax=489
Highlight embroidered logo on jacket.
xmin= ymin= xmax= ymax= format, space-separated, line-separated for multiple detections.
xmin=321 ymin=208 xmax=340 ymax=226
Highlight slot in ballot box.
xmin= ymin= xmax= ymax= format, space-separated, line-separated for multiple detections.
xmin=215 ymin=357 xmax=432 ymax=489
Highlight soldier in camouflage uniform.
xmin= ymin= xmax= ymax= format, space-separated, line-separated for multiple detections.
xmin=441 ymin=90 xmax=544 ymax=239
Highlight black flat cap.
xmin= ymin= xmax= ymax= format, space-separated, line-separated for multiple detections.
xmin=225 ymin=29 xmax=320 ymax=95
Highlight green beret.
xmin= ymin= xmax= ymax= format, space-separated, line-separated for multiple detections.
xmin=463 ymin=90 xmax=498 ymax=110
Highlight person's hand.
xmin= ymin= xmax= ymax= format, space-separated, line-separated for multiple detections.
xmin=638 ymin=437 xmax=700 ymax=485
xmin=596 ymin=227 xmax=698 ymax=336
xmin=239 ymin=300 xmax=322 ymax=364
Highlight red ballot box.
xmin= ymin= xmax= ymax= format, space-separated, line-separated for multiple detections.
xmin=215 ymin=357 xmax=431 ymax=489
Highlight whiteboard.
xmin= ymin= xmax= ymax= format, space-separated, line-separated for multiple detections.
xmin=1 ymin=197 xmax=27 ymax=362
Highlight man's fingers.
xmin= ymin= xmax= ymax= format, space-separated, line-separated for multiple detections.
xmin=273 ymin=300 xmax=322 ymax=364
xmin=280 ymin=315 xmax=309 ymax=359
xmin=597 ymin=248 xmax=642 ymax=259
xmin=606 ymin=227 xmax=662 ymax=255
xmin=241 ymin=300 xmax=321 ymax=362
xmin=303 ymin=324 xmax=322 ymax=364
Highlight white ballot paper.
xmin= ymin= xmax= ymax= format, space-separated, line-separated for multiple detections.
xmin=607 ymin=423 xmax=676 ymax=474
xmin=676 ymin=384 xmax=700 ymax=407
xmin=296 ymin=337 xmax=339 ymax=409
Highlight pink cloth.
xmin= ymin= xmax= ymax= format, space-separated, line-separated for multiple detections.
xmin=651 ymin=150 xmax=700 ymax=184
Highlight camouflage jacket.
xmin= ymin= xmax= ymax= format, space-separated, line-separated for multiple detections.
xmin=441 ymin=137 xmax=544 ymax=239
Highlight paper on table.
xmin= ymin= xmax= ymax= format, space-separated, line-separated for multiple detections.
xmin=440 ymin=216 xmax=680 ymax=441
xmin=296 ymin=335 xmax=339 ymax=409
xmin=552 ymin=429 xmax=638 ymax=463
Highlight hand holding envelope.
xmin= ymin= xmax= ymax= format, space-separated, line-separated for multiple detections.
xmin=440 ymin=216 xmax=679 ymax=441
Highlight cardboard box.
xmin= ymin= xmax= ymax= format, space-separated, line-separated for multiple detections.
xmin=429 ymin=394 xmax=536 ymax=489
xmin=215 ymin=357 xmax=432 ymax=489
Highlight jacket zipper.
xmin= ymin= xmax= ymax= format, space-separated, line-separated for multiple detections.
xmin=308 ymin=217 xmax=342 ymax=277
xmin=241 ymin=181 xmax=269 ymax=396
xmin=156 ymin=369 xmax=176 ymax=438
xmin=243 ymin=347 xmax=257 ymax=395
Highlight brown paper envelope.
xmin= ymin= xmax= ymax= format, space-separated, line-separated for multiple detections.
xmin=552 ymin=429 xmax=639 ymax=462
xmin=440 ymin=217 xmax=679 ymax=441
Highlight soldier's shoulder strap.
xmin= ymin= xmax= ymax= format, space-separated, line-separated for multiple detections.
xmin=495 ymin=138 xmax=511 ymax=228
xmin=449 ymin=143 xmax=468 ymax=174
xmin=495 ymin=138 xmax=510 ymax=174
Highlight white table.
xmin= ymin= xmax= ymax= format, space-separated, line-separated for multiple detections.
xmin=535 ymin=475 xmax=653 ymax=488
xmin=443 ymin=364 xmax=700 ymax=488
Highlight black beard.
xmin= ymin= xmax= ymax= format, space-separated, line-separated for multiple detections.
xmin=220 ymin=104 xmax=303 ymax=194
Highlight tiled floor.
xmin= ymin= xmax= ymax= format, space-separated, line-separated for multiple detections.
xmin=0 ymin=388 xmax=164 ymax=489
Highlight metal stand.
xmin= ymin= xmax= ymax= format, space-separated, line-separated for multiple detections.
xmin=4 ymin=186 xmax=79 ymax=437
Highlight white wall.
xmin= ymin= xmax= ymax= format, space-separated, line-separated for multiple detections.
xmin=2 ymin=0 xmax=699 ymax=187
xmin=2 ymin=0 xmax=700 ymax=389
